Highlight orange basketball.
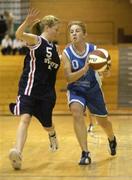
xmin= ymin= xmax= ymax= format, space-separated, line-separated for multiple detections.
xmin=88 ymin=48 xmax=111 ymax=71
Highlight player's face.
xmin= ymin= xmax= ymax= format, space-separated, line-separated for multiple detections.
xmin=47 ymin=24 xmax=60 ymax=41
xmin=69 ymin=25 xmax=86 ymax=44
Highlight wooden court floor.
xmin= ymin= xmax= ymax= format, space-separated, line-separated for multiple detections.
xmin=0 ymin=115 xmax=132 ymax=180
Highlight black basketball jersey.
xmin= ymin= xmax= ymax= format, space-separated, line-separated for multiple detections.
xmin=18 ymin=36 xmax=60 ymax=99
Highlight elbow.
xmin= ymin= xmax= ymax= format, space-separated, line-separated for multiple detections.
xmin=64 ymin=71 xmax=74 ymax=83
xmin=66 ymin=75 xmax=73 ymax=84
xmin=65 ymin=75 xmax=70 ymax=83
xmin=15 ymin=31 xmax=23 ymax=40
xmin=64 ymin=72 xmax=70 ymax=83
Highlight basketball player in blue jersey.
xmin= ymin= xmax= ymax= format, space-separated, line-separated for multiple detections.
xmin=62 ymin=21 xmax=117 ymax=165
xmin=8 ymin=9 xmax=61 ymax=170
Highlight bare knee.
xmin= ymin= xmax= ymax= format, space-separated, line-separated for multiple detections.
xmin=96 ymin=116 xmax=110 ymax=127
xmin=20 ymin=114 xmax=31 ymax=126
xmin=70 ymin=103 xmax=84 ymax=121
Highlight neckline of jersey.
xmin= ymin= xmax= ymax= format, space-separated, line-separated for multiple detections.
xmin=40 ymin=36 xmax=53 ymax=47
xmin=70 ymin=43 xmax=89 ymax=58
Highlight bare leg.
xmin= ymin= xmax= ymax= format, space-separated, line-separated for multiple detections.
xmin=70 ymin=102 xmax=88 ymax=152
xmin=70 ymin=103 xmax=91 ymax=165
xmin=44 ymin=125 xmax=58 ymax=151
xmin=87 ymin=111 xmax=95 ymax=132
xmin=9 ymin=113 xmax=31 ymax=170
xmin=44 ymin=124 xmax=56 ymax=135
xmin=88 ymin=112 xmax=94 ymax=125
xmin=96 ymin=116 xmax=114 ymax=141
xmin=96 ymin=116 xmax=117 ymax=155
xmin=15 ymin=114 xmax=31 ymax=153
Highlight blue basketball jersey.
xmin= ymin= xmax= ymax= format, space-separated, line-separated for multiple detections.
xmin=64 ymin=43 xmax=100 ymax=95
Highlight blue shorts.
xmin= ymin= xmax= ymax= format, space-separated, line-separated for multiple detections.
xmin=9 ymin=95 xmax=56 ymax=127
xmin=67 ymin=88 xmax=108 ymax=117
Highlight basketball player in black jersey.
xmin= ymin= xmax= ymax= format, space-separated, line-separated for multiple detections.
xmin=8 ymin=9 xmax=61 ymax=170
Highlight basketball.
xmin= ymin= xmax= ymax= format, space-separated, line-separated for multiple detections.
xmin=88 ymin=48 xmax=111 ymax=72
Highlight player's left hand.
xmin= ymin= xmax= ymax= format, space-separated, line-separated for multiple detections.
xmin=25 ymin=8 xmax=40 ymax=27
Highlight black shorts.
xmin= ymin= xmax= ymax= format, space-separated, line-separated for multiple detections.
xmin=9 ymin=95 xmax=56 ymax=127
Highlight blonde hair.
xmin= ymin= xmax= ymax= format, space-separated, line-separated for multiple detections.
xmin=68 ymin=21 xmax=87 ymax=34
xmin=42 ymin=15 xmax=60 ymax=28
xmin=31 ymin=15 xmax=60 ymax=35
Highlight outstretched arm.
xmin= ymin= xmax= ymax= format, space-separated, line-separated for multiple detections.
xmin=16 ymin=8 xmax=40 ymax=46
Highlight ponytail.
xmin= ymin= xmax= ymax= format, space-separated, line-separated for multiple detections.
xmin=31 ymin=21 xmax=43 ymax=35
xmin=30 ymin=15 xmax=60 ymax=35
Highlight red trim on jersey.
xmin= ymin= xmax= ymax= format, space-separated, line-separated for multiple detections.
xmin=14 ymin=95 xmax=20 ymax=115
xmin=24 ymin=50 xmax=36 ymax=96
